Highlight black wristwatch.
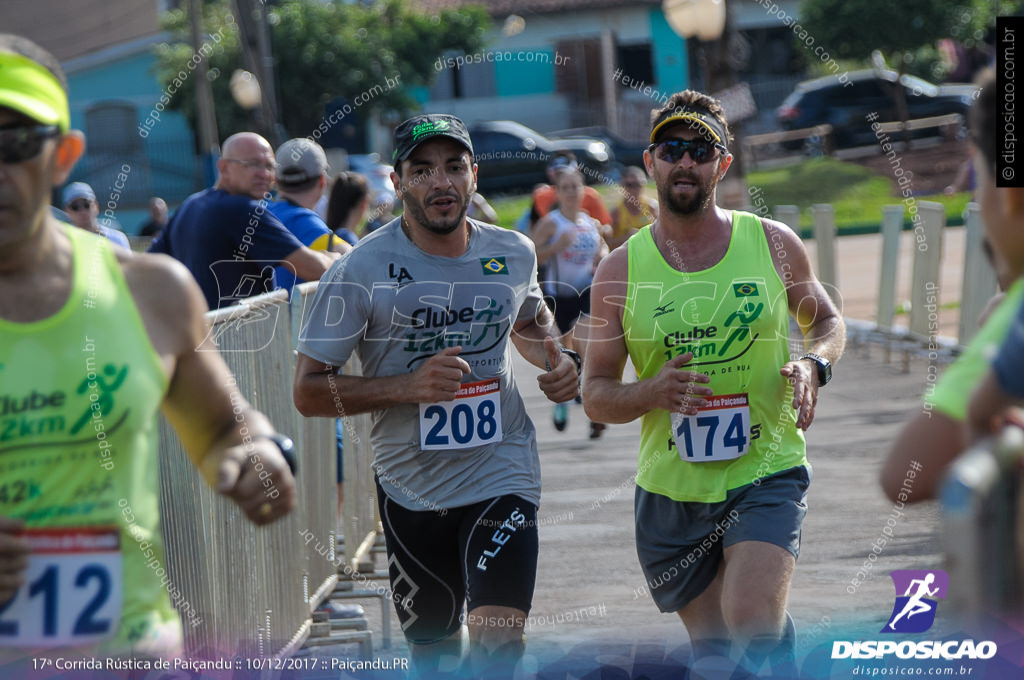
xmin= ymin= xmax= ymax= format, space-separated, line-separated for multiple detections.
xmin=559 ymin=347 xmax=582 ymax=377
xmin=800 ymin=353 xmax=832 ymax=387
xmin=256 ymin=433 xmax=297 ymax=475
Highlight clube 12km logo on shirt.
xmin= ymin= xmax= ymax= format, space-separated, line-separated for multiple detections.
xmin=831 ymin=570 xmax=997 ymax=661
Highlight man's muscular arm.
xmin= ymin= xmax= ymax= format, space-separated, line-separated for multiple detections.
xmin=294 ymin=347 xmax=471 ymax=417
xmin=581 ymin=247 xmax=711 ymax=423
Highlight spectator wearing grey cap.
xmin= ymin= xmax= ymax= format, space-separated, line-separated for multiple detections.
xmin=62 ymin=181 xmax=130 ymax=249
xmin=269 ymin=138 xmax=350 ymax=295
xmin=148 ymin=132 xmax=339 ymax=310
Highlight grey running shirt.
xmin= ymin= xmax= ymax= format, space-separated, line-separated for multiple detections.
xmin=298 ymin=217 xmax=545 ymax=511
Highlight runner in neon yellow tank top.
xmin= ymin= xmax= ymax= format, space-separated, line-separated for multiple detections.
xmin=0 ymin=34 xmax=297 ymax=664
xmin=582 ymin=90 xmax=846 ymax=677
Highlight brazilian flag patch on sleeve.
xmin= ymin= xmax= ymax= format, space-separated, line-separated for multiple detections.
xmin=733 ymin=282 xmax=759 ymax=297
xmin=481 ymin=257 xmax=508 ymax=275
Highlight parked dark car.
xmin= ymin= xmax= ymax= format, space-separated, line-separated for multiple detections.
xmin=467 ymin=121 xmax=614 ymax=194
xmin=546 ymin=125 xmax=648 ymax=169
xmin=775 ymin=70 xmax=976 ymax=150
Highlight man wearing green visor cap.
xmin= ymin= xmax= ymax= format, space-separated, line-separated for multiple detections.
xmin=0 ymin=33 xmax=298 ymax=666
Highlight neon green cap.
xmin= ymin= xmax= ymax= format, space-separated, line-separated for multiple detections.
xmin=0 ymin=51 xmax=69 ymax=132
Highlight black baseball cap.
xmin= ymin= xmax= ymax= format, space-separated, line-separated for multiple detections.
xmin=650 ymin=106 xmax=728 ymax=147
xmin=392 ymin=114 xmax=473 ymax=163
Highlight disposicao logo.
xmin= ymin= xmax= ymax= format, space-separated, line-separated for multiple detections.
xmin=882 ymin=569 xmax=947 ymax=634
xmin=831 ymin=569 xmax=997 ymax=661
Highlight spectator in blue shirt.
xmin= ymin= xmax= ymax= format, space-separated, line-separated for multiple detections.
xmin=148 ymin=132 xmax=338 ymax=310
xmin=269 ymin=139 xmax=349 ymax=294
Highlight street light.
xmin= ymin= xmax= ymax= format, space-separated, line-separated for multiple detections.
xmin=662 ymin=0 xmax=726 ymax=41
xmin=230 ymin=69 xmax=262 ymax=110
xmin=662 ymin=0 xmax=749 ymax=204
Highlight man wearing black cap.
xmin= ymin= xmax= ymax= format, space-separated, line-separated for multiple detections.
xmin=582 ymin=91 xmax=845 ymax=677
xmin=294 ymin=113 xmax=580 ymax=676
xmin=148 ymin=132 xmax=338 ymax=310
xmin=0 ymin=33 xmax=296 ymax=663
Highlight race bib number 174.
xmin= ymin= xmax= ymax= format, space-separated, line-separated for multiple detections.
xmin=420 ymin=379 xmax=502 ymax=451
xmin=0 ymin=527 xmax=122 ymax=647
xmin=671 ymin=393 xmax=751 ymax=463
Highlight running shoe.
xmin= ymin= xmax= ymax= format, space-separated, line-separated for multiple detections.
xmin=589 ymin=421 xmax=606 ymax=439
xmin=316 ymin=601 xmax=365 ymax=619
xmin=553 ymin=403 xmax=569 ymax=431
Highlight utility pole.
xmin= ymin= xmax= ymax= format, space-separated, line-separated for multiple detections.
xmin=231 ymin=0 xmax=283 ymax=145
xmin=189 ymin=0 xmax=220 ymax=185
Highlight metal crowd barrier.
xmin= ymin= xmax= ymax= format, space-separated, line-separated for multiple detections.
xmin=941 ymin=425 xmax=1024 ymax=621
xmin=156 ymin=284 xmax=376 ymax=658
xmin=292 ymin=283 xmax=380 ymax=571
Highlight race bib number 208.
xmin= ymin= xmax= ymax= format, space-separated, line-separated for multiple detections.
xmin=420 ymin=379 xmax=502 ymax=450
xmin=0 ymin=527 xmax=122 ymax=647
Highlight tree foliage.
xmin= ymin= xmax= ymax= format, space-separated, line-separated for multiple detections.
xmin=154 ymin=0 xmax=490 ymax=143
xmin=799 ymin=0 xmax=1016 ymax=73
xmin=799 ymin=0 xmax=1017 ymax=141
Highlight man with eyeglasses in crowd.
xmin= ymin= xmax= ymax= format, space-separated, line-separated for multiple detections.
xmin=62 ymin=181 xmax=130 ymax=248
xmin=0 ymin=34 xmax=296 ymax=667
xmin=582 ymin=90 xmax=845 ymax=678
xmin=148 ymin=131 xmax=338 ymax=310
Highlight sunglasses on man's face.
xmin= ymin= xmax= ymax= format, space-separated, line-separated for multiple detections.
xmin=0 ymin=125 xmax=61 ymax=164
xmin=649 ymin=138 xmax=727 ymax=165
xmin=67 ymin=200 xmax=93 ymax=211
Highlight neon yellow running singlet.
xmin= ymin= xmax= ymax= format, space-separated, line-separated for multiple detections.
xmin=624 ymin=211 xmax=807 ymax=502
xmin=0 ymin=226 xmax=177 ymax=656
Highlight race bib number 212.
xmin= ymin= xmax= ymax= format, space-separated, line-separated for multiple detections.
xmin=0 ymin=527 xmax=121 ymax=647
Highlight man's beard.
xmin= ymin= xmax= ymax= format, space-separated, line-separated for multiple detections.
xmin=402 ymin=189 xmax=470 ymax=235
xmin=658 ymin=168 xmax=719 ymax=217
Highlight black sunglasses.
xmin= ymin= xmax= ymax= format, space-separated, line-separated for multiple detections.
xmin=0 ymin=125 xmax=61 ymax=164
xmin=649 ymin=138 xmax=727 ymax=165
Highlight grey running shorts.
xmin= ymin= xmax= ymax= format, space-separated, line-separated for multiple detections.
xmin=634 ymin=465 xmax=811 ymax=613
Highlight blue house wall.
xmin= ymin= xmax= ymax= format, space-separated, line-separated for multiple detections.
xmin=65 ymin=45 xmax=199 ymax=233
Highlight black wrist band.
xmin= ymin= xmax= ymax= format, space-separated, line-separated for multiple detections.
xmin=559 ymin=347 xmax=582 ymax=377
xmin=255 ymin=433 xmax=297 ymax=475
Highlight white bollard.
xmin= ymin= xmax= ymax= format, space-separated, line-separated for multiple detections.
xmin=775 ymin=205 xmax=801 ymax=234
xmin=908 ymin=201 xmax=945 ymax=338
xmin=877 ymin=206 xmax=904 ymax=331
xmin=959 ymin=203 xmax=999 ymax=345
xmin=812 ymin=204 xmax=838 ymax=303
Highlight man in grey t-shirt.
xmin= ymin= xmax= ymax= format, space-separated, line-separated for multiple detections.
xmin=294 ymin=114 xmax=579 ymax=677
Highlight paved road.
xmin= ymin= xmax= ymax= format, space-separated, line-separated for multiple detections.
xmin=520 ymin=346 xmax=942 ymax=655
xmin=342 ymin=225 xmax=979 ymax=674
xmin=348 ymin=345 xmax=945 ymax=674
